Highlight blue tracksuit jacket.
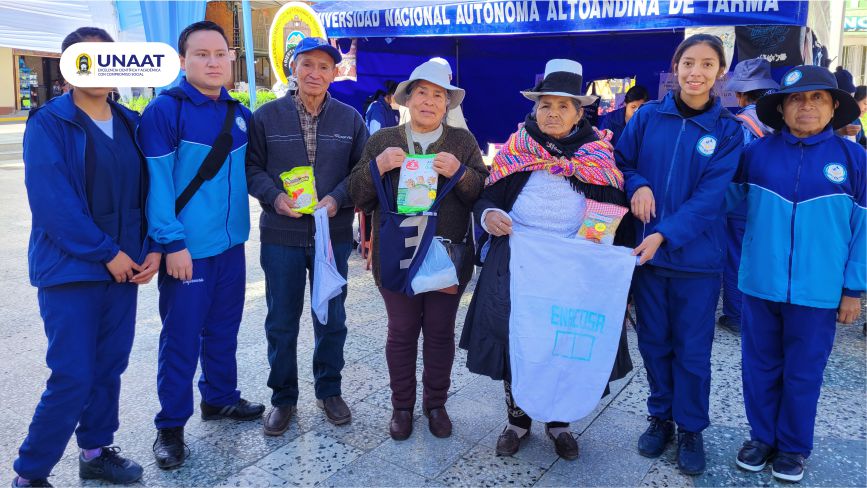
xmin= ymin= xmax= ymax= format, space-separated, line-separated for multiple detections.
xmin=23 ymin=93 xmax=154 ymax=287
xmin=728 ymin=126 xmax=866 ymax=308
xmin=137 ymin=77 xmax=251 ymax=259
xmin=615 ymin=91 xmax=744 ymax=273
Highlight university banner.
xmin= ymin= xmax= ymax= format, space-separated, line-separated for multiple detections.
xmin=316 ymin=0 xmax=807 ymax=38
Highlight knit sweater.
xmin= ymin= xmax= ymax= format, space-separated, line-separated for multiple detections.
xmin=246 ymin=94 xmax=368 ymax=246
xmin=349 ymin=123 xmax=489 ymax=286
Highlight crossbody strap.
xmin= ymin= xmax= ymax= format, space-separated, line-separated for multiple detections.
xmin=174 ymin=99 xmax=238 ymax=215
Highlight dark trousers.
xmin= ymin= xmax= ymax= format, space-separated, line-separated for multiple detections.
xmin=379 ymin=286 xmax=464 ymax=411
xmin=741 ymin=295 xmax=836 ymax=457
xmin=16 ymin=281 xmax=137 ymax=479
xmin=633 ymin=266 xmax=719 ymax=433
xmin=154 ymin=244 xmax=245 ymax=429
xmin=261 ymin=242 xmax=351 ymax=406
xmin=722 ymin=215 xmax=746 ymax=323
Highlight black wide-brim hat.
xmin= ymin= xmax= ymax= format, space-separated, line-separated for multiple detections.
xmin=756 ymin=65 xmax=860 ymax=131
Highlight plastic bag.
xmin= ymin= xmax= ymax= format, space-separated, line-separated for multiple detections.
xmin=312 ymin=208 xmax=346 ymax=324
xmin=410 ymin=237 xmax=458 ymax=294
xmin=509 ymin=231 xmax=636 ymax=422
xmin=397 ymin=154 xmax=438 ymax=214
xmin=279 ymin=166 xmax=318 ymax=214
xmin=577 ymin=199 xmax=628 ymax=245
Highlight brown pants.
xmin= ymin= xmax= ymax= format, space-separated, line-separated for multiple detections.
xmin=379 ymin=287 xmax=464 ymax=410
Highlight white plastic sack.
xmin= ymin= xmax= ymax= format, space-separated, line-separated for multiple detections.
xmin=509 ymin=231 xmax=636 ymax=422
xmin=411 ymin=237 xmax=458 ymax=294
xmin=312 ymin=208 xmax=347 ymax=325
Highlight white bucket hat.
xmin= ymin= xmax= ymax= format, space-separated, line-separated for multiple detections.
xmin=521 ymin=59 xmax=598 ymax=107
xmin=394 ymin=60 xmax=465 ymax=110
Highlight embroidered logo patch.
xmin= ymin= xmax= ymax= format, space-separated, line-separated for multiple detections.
xmin=823 ymin=163 xmax=847 ymax=184
xmin=236 ymin=116 xmax=247 ymax=132
xmin=696 ymin=135 xmax=718 ymax=156
xmin=783 ymin=70 xmax=802 ymax=87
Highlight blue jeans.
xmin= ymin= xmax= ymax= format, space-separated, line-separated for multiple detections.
xmin=260 ymin=242 xmax=351 ymax=406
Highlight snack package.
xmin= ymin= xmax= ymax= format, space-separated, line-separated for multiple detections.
xmin=279 ymin=166 xmax=318 ymax=214
xmin=578 ymin=199 xmax=628 ymax=245
xmin=397 ymin=154 xmax=438 ymax=214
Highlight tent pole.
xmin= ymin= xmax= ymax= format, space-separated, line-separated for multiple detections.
xmin=455 ymin=38 xmax=460 ymax=86
xmin=242 ymin=0 xmax=256 ymax=108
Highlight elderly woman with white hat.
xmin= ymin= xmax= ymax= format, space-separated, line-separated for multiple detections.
xmin=459 ymin=59 xmax=633 ymax=460
xmin=349 ymin=60 xmax=488 ymax=441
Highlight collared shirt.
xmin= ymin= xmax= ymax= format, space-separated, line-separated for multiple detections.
xmin=293 ymin=92 xmax=330 ymax=166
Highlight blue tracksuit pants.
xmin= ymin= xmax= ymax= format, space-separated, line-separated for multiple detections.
xmin=722 ymin=215 xmax=746 ymax=323
xmin=633 ymin=266 xmax=719 ymax=433
xmin=15 ymin=281 xmax=137 ymax=480
xmin=741 ymin=294 xmax=837 ymax=457
xmin=154 ymin=244 xmax=245 ymax=429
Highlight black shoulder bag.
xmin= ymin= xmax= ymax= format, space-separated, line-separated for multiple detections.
xmin=161 ymin=87 xmax=239 ymax=215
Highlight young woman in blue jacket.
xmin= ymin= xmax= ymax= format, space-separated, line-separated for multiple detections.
xmin=614 ymin=34 xmax=743 ymax=476
xmin=12 ymin=28 xmax=160 ymax=488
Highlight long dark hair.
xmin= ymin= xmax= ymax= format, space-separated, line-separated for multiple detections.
xmin=670 ymin=34 xmax=727 ymax=73
xmin=61 ymin=27 xmax=113 ymax=52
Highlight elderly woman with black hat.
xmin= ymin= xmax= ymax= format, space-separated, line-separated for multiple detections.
xmin=728 ymin=65 xmax=865 ymax=483
xmin=349 ymin=60 xmax=488 ymax=441
xmin=459 ymin=59 xmax=633 ymax=460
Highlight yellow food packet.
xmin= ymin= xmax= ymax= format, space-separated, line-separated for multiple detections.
xmin=279 ymin=166 xmax=318 ymax=214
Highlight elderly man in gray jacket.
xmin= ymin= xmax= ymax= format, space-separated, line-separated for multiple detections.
xmin=246 ymin=37 xmax=368 ymax=435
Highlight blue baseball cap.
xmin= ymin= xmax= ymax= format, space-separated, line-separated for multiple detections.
xmin=290 ymin=37 xmax=341 ymax=65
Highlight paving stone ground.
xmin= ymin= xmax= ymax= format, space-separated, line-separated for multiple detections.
xmin=0 ymin=123 xmax=864 ymax=487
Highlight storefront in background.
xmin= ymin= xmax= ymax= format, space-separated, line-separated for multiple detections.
xmin=844 ymin=0 xmax=867 ymax=86
xmin=12 ymin=49 xmax=61 ymax=111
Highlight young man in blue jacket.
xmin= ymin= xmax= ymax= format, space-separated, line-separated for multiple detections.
xmin=728 ymin=65 xmax=865 ymax=483
xmin=137 ymin=21 xmax=264 ymax=469
xmin=14 ymin=27 xmax=160 ymax=488
xmin=718 ymin=58 xmax=779 ymax=334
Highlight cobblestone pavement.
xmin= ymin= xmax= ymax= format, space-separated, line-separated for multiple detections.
xmin=0 ymin=124 xmax=864 ymax=487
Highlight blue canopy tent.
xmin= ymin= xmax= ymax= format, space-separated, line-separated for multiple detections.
xmin=311 ymin=0 xmax=809 ymax=146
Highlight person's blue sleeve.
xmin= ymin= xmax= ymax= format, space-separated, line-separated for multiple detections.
xmin=654 ymin=128 xmax=743 ymax=251
xmin=23 ymin=112 xmax=119 ymax=263
xmin=844 ymin=146 xmax=866 ymax=297
xmin=725 ymin=140 xmax=752 ymax=212
xmin=137 ymin=96 xmax=186 ymax=253
xmin=614 ymin=107 xmax=651 ymax=198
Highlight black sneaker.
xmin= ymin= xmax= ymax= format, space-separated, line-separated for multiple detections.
xmin=79 ymin=446 xmax=143 ymax=484
xmin=677 ymin=430 xmax=706 ymax=475
xmin=717 ymin=315 xmax=741 ymax=334
xmin=637 ymin=416 xmax=675 ymax=458
xmin=11 ymin=478 xmax=52 ymax=488
xmin=153 ymin=427 xmax=188 ymax=470
xmin=736 ymin=439 xmax=775 ymax=472
xmin=772 ymin=452 xmax=805 ymax=483
xmin=201 ymin=398 xmax=265 ymax=421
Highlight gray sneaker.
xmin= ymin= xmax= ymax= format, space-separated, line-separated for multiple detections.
xmin=79 ymin=447 xmax=143 ymax=484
